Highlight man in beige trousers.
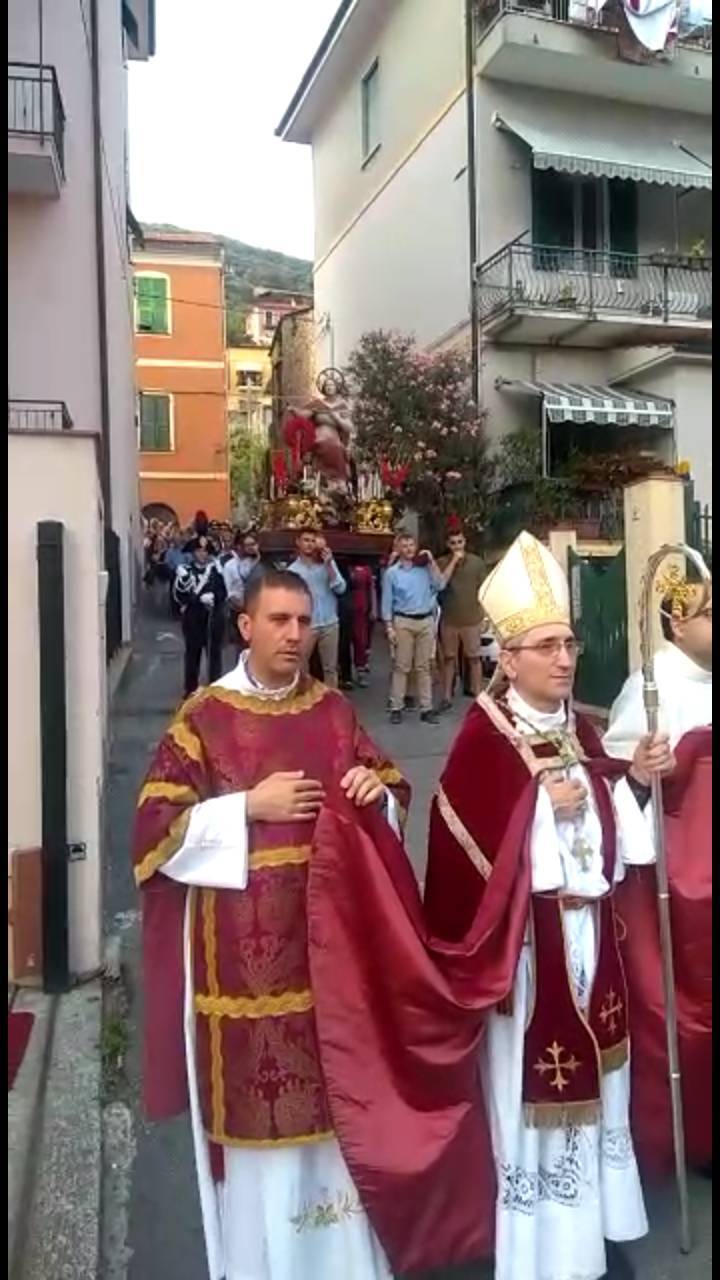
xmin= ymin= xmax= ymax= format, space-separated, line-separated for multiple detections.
xmin=382 ymin=532 xmax=446 ymax=725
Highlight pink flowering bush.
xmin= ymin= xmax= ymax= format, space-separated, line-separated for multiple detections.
xmin=346 ymin=330 xmax=492 ymax=540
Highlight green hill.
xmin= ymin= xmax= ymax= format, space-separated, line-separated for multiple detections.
xmin=144 ymin=223 xmax=313 ymax=343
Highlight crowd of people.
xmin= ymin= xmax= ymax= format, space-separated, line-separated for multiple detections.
xmin=133 ymin=525 xmax=711 ymax=1280
xmin=143 ymin=509 xmax=496 ymax=711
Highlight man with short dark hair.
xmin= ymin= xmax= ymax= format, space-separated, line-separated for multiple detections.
xmin=436 ymin=520 xmax=487 ymax=708
xmin=288 ymin=529 xmax=346 ymax=689
xmin=134 ymin=569 xmax=411 ymax=1280
xmin=382 ymin=532 xmax=444 ymax=724
xmin=173 ymin=536 xmax=227 ymax=697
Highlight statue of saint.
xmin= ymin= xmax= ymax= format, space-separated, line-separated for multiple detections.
xmin=302 ymin=369 xmax=354 ymax=492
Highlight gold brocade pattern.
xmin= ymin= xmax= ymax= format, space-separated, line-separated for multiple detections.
xmin=249 ymin=845 xmax=311 ymax=871
xmin=499 ymin=538 xmax=569 ymax=640
xmin=435 ymin=785 xmax=492 ymax=881
xmin=168 ymin=716 xmax=205 ymax=764
xmin=205 ymin=680 xmax=329 ymax=718
xmin=137 ymin=780 xmax=199 ymax=808
xmin=195 ymin=989 xmax=313 ymax=1019
xmin=201 ymin=890 xmax=225 ymax=1139
xmin=134 ymin=811 xmax=191 ymax=885
xmin=376 ymin=765 xmax=403 ymax=787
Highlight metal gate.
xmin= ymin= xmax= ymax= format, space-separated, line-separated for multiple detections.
xmin=569 ymin=547 xmax=628 ymax=710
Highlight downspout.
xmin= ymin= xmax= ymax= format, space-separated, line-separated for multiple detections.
xmin=464 ymin=0 xmax=480 ymax=408
xmin=90 ymin=0 xmax=112 ymax=524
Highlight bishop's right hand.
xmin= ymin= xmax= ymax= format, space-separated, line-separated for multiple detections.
xmin=247 ymin=771 xmax=326 ymax=823
xmin=542 ymin=774 xmax=588 ymax=822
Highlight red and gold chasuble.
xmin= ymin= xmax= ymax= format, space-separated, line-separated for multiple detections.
xmin=133 ymin=677 xmax=409 ymax=1148
xmin=425 ymin=692 xmax=629 ymax=1127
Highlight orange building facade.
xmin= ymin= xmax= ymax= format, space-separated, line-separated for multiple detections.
xmin=133 ymin=231 xmax=230 ymax=527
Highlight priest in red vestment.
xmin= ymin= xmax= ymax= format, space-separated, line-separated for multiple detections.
xmin=134 ymin=567 xmax=515 ymax=1280
xmin=424 ymin=531 xmax=675 ymax=1280
xmin=604 ymin=574 xmax=712 ymax=1178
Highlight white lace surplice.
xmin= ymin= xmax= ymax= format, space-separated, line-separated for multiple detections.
xmin=481 ymin=689 xmax=649 ymax=1280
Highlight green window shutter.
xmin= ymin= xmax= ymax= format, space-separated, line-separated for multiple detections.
xmin=532 ymin=169 xmax=574 ymax=270
xmin=136 ymin=276 xmax=169 ymax=333
xmin=609 ymin=179 xmax=638 ymax=279
xmin=140 ymin=395 xmax=171 ymax=451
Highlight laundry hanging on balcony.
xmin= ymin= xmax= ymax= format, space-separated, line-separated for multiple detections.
xmin=497 ymin=380 xmax=675 ymax=427
xmin=492 ymin=107 xmax=711 ymax=189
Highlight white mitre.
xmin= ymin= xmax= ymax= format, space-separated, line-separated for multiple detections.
xmin=478 ymin=530 xmax=571 ymax=645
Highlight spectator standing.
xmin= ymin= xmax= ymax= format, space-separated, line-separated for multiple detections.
xmin=223 ymin=531 xmax=266 ymax=656
xmin=382 ymin=533 xmax=446 ymax=724
xmin=173 ymin=537 xmax=228 ymax=698
xmin=288 ymin=530 xmax=346 ymax=689
xmin=436 ymin=520 xmax=487 ymax=708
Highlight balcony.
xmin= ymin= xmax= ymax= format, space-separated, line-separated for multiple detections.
xmin=474 ymin=0 xmax=711 ymax=115
xmin=8 ymin=401 xmax=74 ymax=433
xmin=8 ymin=64 xmax=66 ymax=197
xmin=477 ymin=240 xmax=712 ymax=346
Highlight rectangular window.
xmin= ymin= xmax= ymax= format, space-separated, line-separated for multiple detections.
xmin=532 ymin=172 xmax=638 ymax=276
xmin=236 ymin=370 xmax=263 ymax=388
xmin=136 ymin=275 xmax=170 ymax=334
xmin=361 ymin=59 xmax=380 ymax=162
xmin=264 ymin=310 xmax=275 ymax=330
xmin=139 ymin=393 xmax=171 ymax=451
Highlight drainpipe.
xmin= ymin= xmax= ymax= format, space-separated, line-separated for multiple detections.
xmin=90 ymin=0 xmax=112 ymax=524
xmin=464 ymin=0 xmax=480 ymax=409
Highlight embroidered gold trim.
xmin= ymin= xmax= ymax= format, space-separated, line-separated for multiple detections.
xmin=168 ymin=716 xmax=204 ymax=764
xmin=249 ymin=845 xmax=311 ymax=871
xmin=207 ymin=1127 xmax=335 ymax=1149
xmin=435 ymin=785 xmax=492 ymax=881
xmin=376 ymin=765 xmax=403 ymax=787
xmin=137 ymin=780 xmax=199 ymax=808
xmin=524 ymin=1100 xmax=601 ymax=1128
xmin=497 ymin=539 xmax=569 ymax=642
xmin=201 ymin=890 xmax=225 ymax=1138
xmin=134 ymin=811 xmax=192 ymax=885
xmin=601 ymin=1037 xmax=629 ymax=1075
xmin=205 ymin=680 xmax=328 ymax=718
xmin=195 ymin=989 xmax=314 ymax=1020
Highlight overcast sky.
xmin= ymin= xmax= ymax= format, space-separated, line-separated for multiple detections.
xmin=128 ymin=0 xmax=338 ymax=261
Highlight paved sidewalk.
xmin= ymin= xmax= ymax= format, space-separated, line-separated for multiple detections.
xmin=102 ymin=600 xmax=711 ymax=1280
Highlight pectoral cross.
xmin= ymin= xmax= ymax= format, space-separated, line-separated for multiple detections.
xmin=571 ymin=834 xmax=594 ymax=872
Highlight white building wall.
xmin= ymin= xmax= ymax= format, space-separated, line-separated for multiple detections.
xmin=8 ymin=435 xmax=105 ymax=977
xmin=8 ymin=0 xmax=139 ymax=641
xmin=314 ymin=96 xmax=469 ymax=365
xmin=617 ymin=359 xmax=712 ymax=509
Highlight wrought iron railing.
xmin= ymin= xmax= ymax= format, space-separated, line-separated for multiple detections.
xmin=8 ymin=63 xmax=66 ymax=178
xmin=477 ymin=241 xmax=712 ymax=326
xmin=8 ymin=400 xmax=74 ymax=433
xmin=474 ymin=0 xmax=712 ymax=49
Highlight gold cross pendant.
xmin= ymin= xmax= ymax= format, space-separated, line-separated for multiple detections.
xmin=571 ymin=835 xmax=594 ymax=872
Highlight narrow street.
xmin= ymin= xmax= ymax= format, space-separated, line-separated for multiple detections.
xmin=104 ymin=599 xmax=711 ymax=1280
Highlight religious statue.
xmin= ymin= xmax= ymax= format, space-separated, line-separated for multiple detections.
xmin=302 ymin=369 xmax=354 ymax=493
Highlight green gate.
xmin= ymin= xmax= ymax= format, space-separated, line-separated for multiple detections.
xmin=569 ymin=547 xmax=628 ymax=710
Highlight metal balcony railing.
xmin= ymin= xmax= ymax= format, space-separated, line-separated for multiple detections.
xmin=8 ymin=401 xmax=74 ymax=433
xmin=474 ymin=0 xmax=712 ymax=49
xmin=477 ymin=240 xmax=712 ymax=325
xmin=8 ymin=63 xmax=66 ymax=178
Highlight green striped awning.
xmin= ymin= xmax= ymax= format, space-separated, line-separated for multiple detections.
xmin=492 ymin=109 xmax=712 ymax=190
xmin=499 ymin=380 xmax=675 ymax=427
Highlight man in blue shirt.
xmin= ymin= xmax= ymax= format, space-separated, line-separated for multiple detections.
xmin=289 ymin=530 xmax=346 ymax=688
xmin=382 ymin=532 xmax=446 ymax=724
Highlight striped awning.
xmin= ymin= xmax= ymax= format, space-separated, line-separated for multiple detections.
xmin=499 ymin=380 xmax=675 ymax=426
xmin=492 ymin=109 xmax=712 ymax=190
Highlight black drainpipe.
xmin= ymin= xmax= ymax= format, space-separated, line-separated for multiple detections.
xmin=464 ymin=0 xmax=480 ymax=408
xmin=90 ymin=0 xmax=112 ymax=524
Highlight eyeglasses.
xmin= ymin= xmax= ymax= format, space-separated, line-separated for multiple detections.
xmin=507 ymin=638 xmax=585 ymax=659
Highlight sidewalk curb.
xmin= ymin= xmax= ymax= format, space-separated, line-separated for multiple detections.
xmin=8 ymin=989 xmax=57 ymax=1277
xmin=9 ymin=984 xmax=104 ymax=1280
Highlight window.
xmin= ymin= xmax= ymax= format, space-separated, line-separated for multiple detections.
xmin=264 ymin=310 xmax=276 ymax=330
xmin=136 ymin=275 xmax=170 ymax=334
xmin=532 ymin=172 xmax=638 ymax=276
xmin=361 ymin=59 xmax=380 ymax=162
xmin=236 ymin=369 xmax=263 ymax=389
xmin=139 ymin=393 xmax=172 ymax=451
